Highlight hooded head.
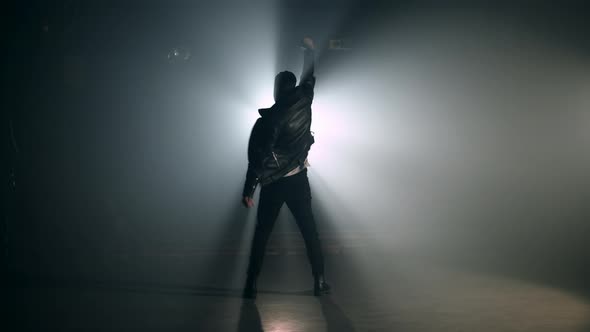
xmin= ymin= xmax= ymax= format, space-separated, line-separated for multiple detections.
xmin=274 ymin=71 xmax=296 ymax=102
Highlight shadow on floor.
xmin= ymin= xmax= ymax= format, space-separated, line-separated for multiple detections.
xmin=319 ymin=295 xmax=356 ymax=332
xmin=14 ymin=277 xmax=358 ymax=331
xmin=237 ymin=300 xmax=264 ymax=332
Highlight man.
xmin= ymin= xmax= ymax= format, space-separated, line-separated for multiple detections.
xmin=241 ymin=37 xmax=330 ymax=299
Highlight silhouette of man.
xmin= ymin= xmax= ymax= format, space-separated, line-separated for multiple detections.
xmin=241 ymin=37 xmax=330 ymax=299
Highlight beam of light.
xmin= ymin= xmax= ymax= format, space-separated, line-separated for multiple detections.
xmin=176 ymin=1 xmax=281 ymax=289
xmin=302 ymin=6 xmax=590 ymax=245
xmin=299 ymin=7 xmax=590 ymax=327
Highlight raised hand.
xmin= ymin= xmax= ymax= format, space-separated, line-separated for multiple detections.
xmin=302 ymin=37 xmax=315 ymax=50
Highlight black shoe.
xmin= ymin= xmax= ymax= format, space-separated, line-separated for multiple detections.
xmin=314 ymin=275 xmax=331 ymax=296
xmin=243 ymin=276 xmax=257 ymax=299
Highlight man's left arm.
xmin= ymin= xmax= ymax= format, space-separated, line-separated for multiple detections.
xmin=242 ymin=121 xmax=261 ymax=207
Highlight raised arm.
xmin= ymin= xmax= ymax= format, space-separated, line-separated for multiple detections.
xmin=299 ymin=37 xmax=315 ymax=97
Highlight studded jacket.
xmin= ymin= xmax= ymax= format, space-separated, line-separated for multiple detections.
xmin=242 ymin=49 xmax=316 ymax=197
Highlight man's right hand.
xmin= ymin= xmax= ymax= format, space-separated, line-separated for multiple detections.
xmin=302 ymin=37 xmax=315 ymax=50
xmin=242 ymin=196 xmax=255 ymax=208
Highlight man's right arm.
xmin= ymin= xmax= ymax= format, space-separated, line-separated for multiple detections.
xmin=299 ymin=37 xmax=315 ymax=99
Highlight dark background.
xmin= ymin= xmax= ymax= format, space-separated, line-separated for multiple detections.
xmin=3 ymin=0 xmax=590 ymax=304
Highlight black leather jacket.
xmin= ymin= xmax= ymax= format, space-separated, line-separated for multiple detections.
xmin=242 ymin=49 xmax=316 ymax=197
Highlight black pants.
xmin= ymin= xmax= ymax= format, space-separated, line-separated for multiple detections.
xmin=246 ymin=169 xmax=324 ymax=278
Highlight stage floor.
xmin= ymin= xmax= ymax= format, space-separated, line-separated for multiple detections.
xmin=6 ymin=250 xmax=590 ymax=331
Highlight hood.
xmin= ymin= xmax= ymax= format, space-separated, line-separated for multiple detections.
xmin=258 ymin=107 xmax=273 ymax=117
xmin=258 ymin=89 xmax=300 ymax=117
